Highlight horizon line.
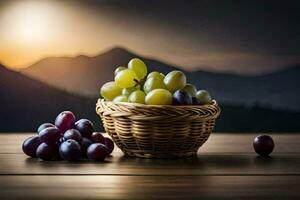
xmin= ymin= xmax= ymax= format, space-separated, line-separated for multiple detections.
xmin=1 ymin=46 xmax=299 ymax=77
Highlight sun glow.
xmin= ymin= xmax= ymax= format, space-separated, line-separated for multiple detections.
xmin=0 ymin=0 xmax=112 ymax=69
xmin=0 ymin=1 xmax=58 ymax=43
xmin=11 ymin=6 xmax=52 ymax=42
xmin=0 ymin=1 xmax=65 ymax=68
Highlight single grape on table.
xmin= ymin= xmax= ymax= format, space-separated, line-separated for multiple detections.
xmin=253 ymin=135 xmax=274 ymax=157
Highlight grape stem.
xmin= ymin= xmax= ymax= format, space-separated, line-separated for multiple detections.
xmin=134 ymin=78 xmax=146 ymax=88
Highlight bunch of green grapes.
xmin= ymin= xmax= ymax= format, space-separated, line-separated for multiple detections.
xmin=100 ymin=58 xmax=213 ymax=105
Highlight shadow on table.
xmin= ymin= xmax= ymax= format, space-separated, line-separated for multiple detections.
xmin=116 ymin=154 xmax=253 ymax=169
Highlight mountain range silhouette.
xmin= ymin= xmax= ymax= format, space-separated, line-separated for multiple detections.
xmin=1 ymin=47 xmax=300 ymax=132
xmin=0 ymin=64 xmax=100 ymax=132
xmin=22 ymin=47 xmax=300 ymax=111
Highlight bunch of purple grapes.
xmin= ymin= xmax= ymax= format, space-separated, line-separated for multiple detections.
xmin=22 ymin=111 xmax=114 ymax=161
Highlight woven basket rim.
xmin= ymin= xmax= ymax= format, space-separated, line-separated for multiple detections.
xmin=96 ymin=98 xmax=221 ymax=120
xmin=97 ymin=98 xmax=219 ymax=109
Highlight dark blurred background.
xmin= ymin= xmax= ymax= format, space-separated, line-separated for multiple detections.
xmin=0 ymin=0 xmax=299 ymax=132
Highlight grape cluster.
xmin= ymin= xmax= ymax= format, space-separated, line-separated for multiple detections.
xmin=22 ymin=111 xmax=114 ymax=161
xmin=100 ymin=58 xmax=213 ymax=105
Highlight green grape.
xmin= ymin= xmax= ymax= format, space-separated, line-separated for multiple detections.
xmin=145 ymin=89 xmax=173 ymax=105
xmin=122 ymin=86 xmax=139 ymax=97
xmin=128 ymin=58 xmax=147 ymax=80
xmin=196 ymin=90 xmax=212 ymax=104
xmin=114 ymin=66 xmax=127 ymax=76
xmin=128 ymin=90 xmax=146 ymax=104
xmin=147 ymin=71 xmax=165 ymax=80
xmin=164 ymin=70 xmax=186 ymax=93
xmin=143 ymin=77 xmax=166 ymax=94
xmin=182 ymin=84 xmax=197 ymax=97
xmin=115 ymin=69 xmax=138 ymax=88
xmin=100 ymin=81 xmax=122 ymax=101
xmin=113 ymin=95 xmax=128 ymax=103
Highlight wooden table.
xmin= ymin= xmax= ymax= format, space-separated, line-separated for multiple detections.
xmin=0 ymin=133 xmax=299 ymax=200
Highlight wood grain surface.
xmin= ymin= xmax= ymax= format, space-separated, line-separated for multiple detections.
xmin=0 ymin=133 xmax=299 ymax=200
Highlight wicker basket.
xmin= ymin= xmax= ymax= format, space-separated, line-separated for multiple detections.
xmin=96 ymin=99 xmax=221 ymax=158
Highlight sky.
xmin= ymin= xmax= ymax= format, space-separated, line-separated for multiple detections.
xmin=0 ymin=0 xmax=299 ymax=74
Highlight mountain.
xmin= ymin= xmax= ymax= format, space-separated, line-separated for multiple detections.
xmin=21 ymin=47 xmax=177 ymax=97
xmin=186 ymin=64 xmax=300 ymax=111
xmin=22 ymin=47 xmax=300 ymax=111
xmin=1 ymin=63 xmax=300 ymax=132
xmin=0 ymin=64 xmax=99 ymax=132
xmin=21 ymin=48 xmax=138 ymax=97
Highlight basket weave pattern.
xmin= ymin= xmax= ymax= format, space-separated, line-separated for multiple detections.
xmin=96 ymin=99 xmax=221 ymax=158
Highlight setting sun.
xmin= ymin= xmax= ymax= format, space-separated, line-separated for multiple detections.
xmin=0 ymin=1 xmax=63 ymax=67
xmin=0 ymin=0 xmax=116 ymax=69
xmin=0 ymin=1 xmax=62 ymax=43
xmin=7 ymin=3 xmax=55 ymax=42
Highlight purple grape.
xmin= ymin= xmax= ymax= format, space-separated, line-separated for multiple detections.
xmin=22 ymin=136 xmax=41 ymax=158
xmin=39 ymin=127 xmax=61 ymax=145
xmin=59 ymin=139 xmax=82 ymax=161
xmin=192 ymin=97 xmax=200 ymax=105
xmin=75 ymin=119 xmax=94 ymax=137
xmin=87 ymin=143 xmax=108 ymax=161
xmin=173 ymin=90 xmax=192 ymax=105
xmin=253 ymin=135 xmax=275 ymax=157
xmin=55 ymin=111 xmax=76 ymax=133
xmin=104 ymin=137 xmax=114 ymax=155
xmin=36 ymin=143 xmax=59 ymax=161
xmin=80 ymin=137 xmax=93 ymax=157
xmin=37 ymin=123 xmax=55 ymax=133
xmin=90 ymin=132 xmax=105 ymax=144
xmin=63 ymin=129 xmax=82 ymax=143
